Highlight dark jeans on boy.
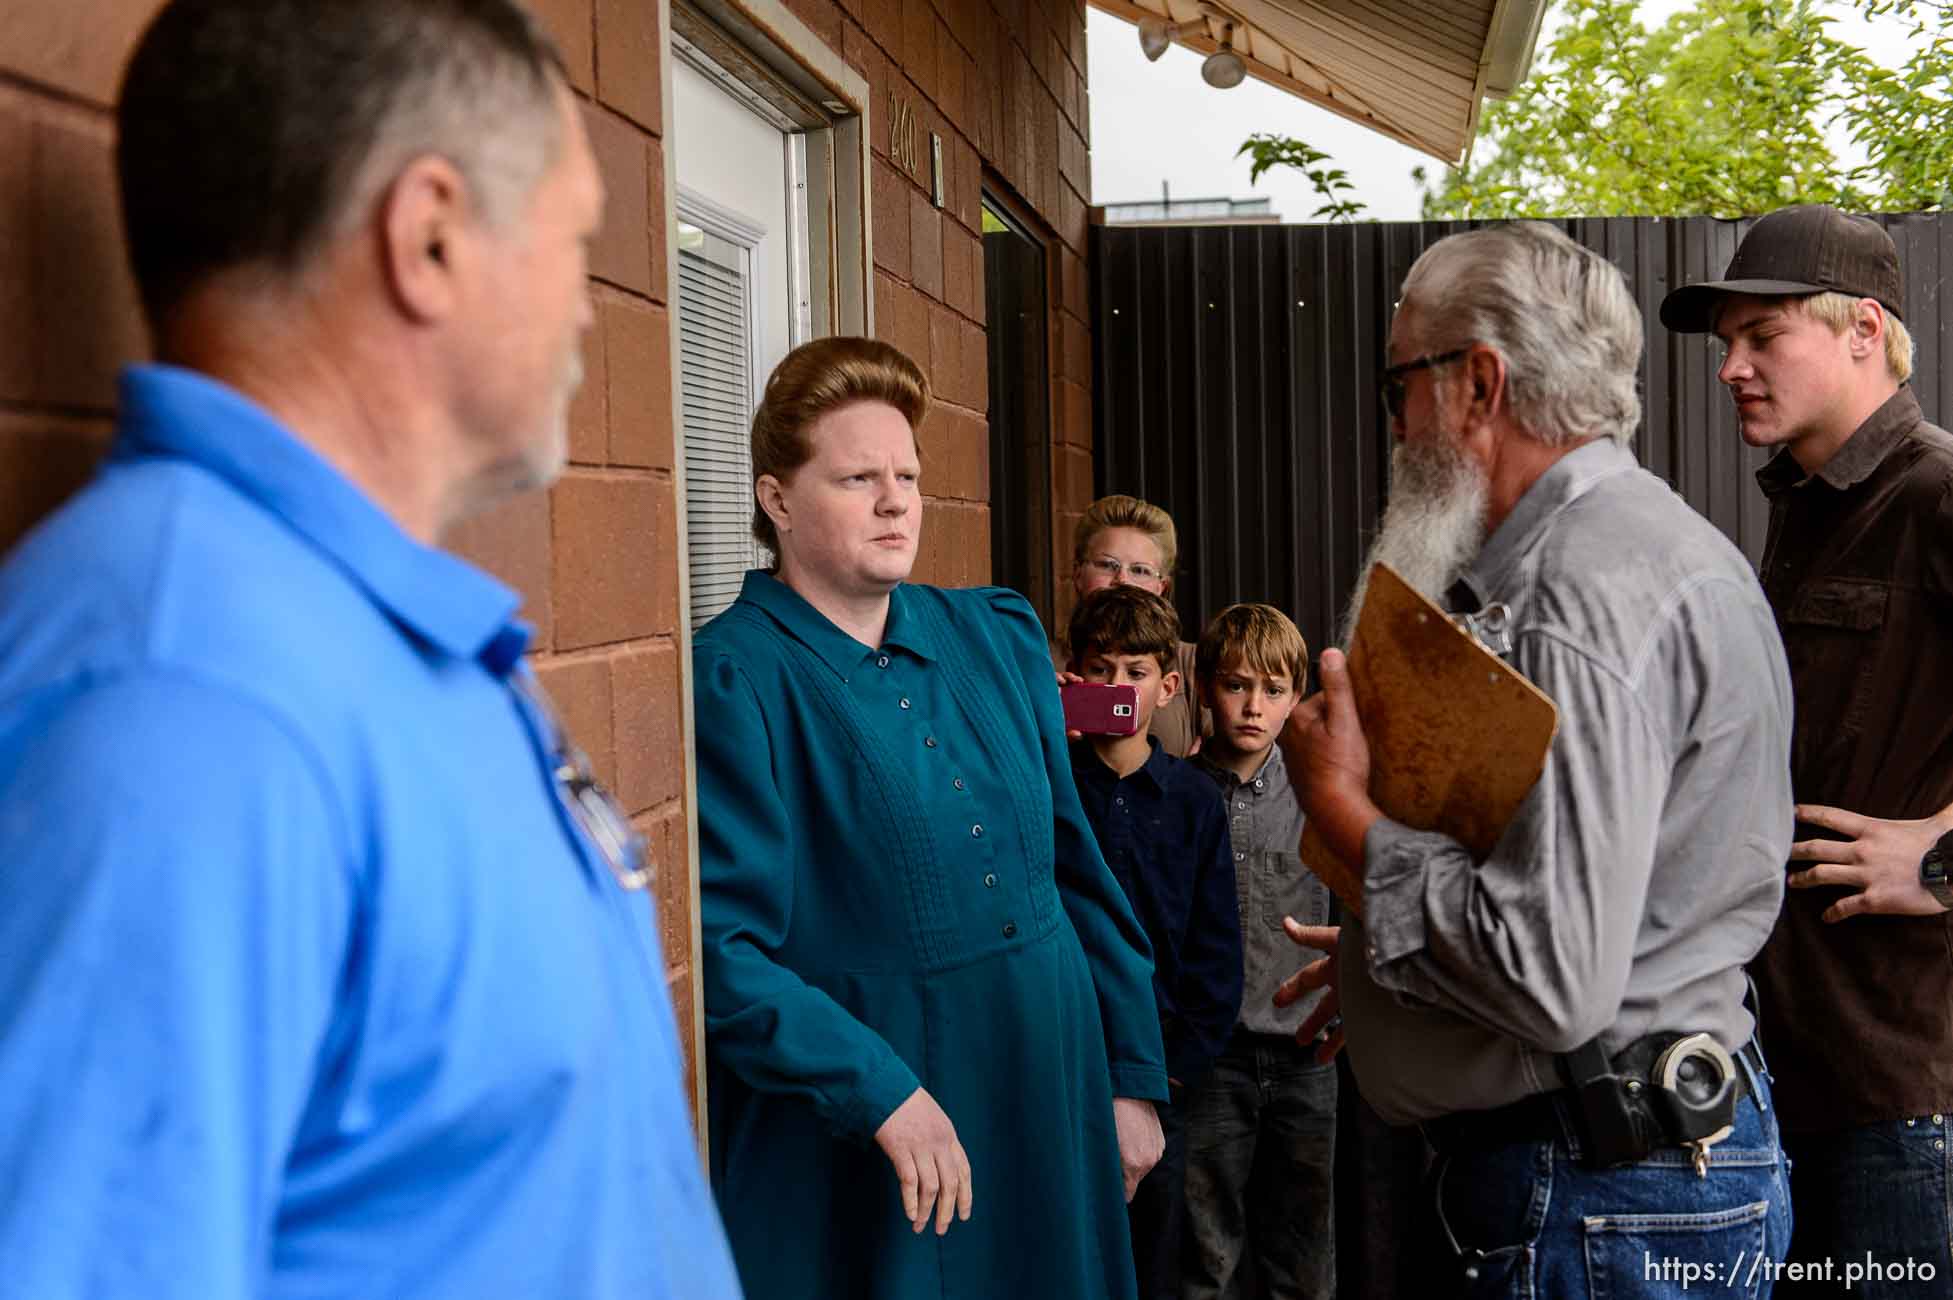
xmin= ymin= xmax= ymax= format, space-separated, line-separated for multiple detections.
xmin=1131 ymin=1085 xmax=1188 ymax=1300
xmin=1183 ymin=1031 xmax=1338 ymax=1300
xmin=1777 ymin=1118 xmax=1953 ymax=1296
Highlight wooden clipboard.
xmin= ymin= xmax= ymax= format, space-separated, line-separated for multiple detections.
xmin=1299 ymin=563 xmax=1559 ymax=917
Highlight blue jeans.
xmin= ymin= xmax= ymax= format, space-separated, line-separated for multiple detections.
xmin=1430 ymin=1053 xmax=1792 ymax=1298
xmin=1778 ymin=1116 xmax=1953 ymax=1297
xmin=1181 ymin=1032 xmax=1337 ymax=1299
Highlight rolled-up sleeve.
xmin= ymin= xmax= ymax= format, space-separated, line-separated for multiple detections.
xmin=1360 ymin=633 xmax=1670 ymax=1053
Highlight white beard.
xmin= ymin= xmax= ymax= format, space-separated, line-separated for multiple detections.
xmin=1339 ymin=434 xmax=1489 ymax=647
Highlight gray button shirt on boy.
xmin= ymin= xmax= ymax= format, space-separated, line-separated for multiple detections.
xmin=1194 ymin=744 xmax=1333 ymax=1035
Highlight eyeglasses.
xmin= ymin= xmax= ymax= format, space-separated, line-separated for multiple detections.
xmin=1380 ymin=348 xmax=1469 ymax=420
xmin=512 ymin=672 xmax=655 ymax=891
xmin=1084 ymin=555 xmax=1165 ymax=583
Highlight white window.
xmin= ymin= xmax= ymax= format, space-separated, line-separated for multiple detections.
xmin=676 ymin=207 xmax=768 ymax=623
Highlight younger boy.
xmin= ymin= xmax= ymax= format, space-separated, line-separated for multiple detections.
xmin=1066 ymin=584 xmax=1242 ymax=1300
xmin=1182 ymin=604 xmax=1336 ymax=1300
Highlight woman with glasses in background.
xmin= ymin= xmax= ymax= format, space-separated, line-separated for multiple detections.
xmin=692 ymin=337 xmax=1171 ymax=1300
xmin=1051 ymin=495 xmax=1207 ymax=755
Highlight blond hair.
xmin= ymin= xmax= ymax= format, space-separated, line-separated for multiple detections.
xmin=1798 ymin=292 xmax=1914 ymax=383
xmin=1072 ymin=494 xmax=1178 ymax=580
xmin=749 ymin=336 xmax=929 ymax=557
xmin=1196 ymin=603 xmax=1308 ymax=687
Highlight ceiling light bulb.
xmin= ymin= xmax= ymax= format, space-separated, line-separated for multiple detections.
xmin=1137 ymin=15 xmax=1175 ymax=61
xmin=1201 ymin=49 xmax=1246 ymax=87
xmin=1201 ymin=26 xmax=1246 ymax=88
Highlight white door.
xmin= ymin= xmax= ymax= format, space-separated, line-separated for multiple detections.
xmin=672 ymin=56 xmax=807 ymax=624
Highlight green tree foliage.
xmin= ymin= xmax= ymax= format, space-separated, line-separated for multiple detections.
xmin=1237 ymin=133 xmax=1369 ymax=221
xmin=1412 ymin=0 xmax=1951 ymax=219
xmin=1840 ymin=1 xmax=1953 ymax=210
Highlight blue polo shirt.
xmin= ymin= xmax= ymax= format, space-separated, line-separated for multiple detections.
xmin=0 ymin=366 xmax=741 ymax=1299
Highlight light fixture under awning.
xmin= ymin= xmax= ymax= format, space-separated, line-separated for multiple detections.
xmin=1095 ymin=0 xmax=1549 ymax=165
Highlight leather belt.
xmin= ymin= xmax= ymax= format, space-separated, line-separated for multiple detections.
xmin=1422 ymin=1038 xmax=1762 ymax=1158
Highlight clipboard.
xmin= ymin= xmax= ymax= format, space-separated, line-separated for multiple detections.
xmin=1299 ymin=562 xmax=1559 ymax=917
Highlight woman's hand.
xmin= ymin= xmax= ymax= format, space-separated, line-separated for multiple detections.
xmin=1111 ymin=1096 xmax=1163 ymax=1202
xmin=874 ymin=1087 xmax=974 ymax=1235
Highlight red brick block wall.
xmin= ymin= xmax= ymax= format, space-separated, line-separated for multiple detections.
xmin=821 ymin=0 xmax=1093 ymax=591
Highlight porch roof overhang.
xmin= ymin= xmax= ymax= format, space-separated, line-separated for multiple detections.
xmin=1088 ymin=0 xmax=1549 ymax=165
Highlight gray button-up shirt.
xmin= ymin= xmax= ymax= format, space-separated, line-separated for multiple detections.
xmin=1194 ymin=745 xmax=1333 ymax=1036
xmin=1340 ymin=438 xmax=1793 ymax=1125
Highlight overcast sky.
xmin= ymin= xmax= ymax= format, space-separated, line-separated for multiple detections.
xmin=1086 ymin=1 xmax=1920 ymax=222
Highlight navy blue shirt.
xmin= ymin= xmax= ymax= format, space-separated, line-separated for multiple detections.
xmin=1072 ymin=738 xmax=1242 ymax=1085
xmin=0 ymin=366 xmax=740 ymax=1299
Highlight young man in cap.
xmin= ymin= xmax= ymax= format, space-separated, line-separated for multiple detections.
xmin=1663 ymin=204 xmax=1953 ymax=1294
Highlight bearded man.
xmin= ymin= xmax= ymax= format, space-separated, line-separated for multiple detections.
xmin=1279 ymin=222 xmax=1797 ymax=1296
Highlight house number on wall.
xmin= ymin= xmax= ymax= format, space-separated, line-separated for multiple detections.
xmin=888 ymin=93 xmax=918 ymax=175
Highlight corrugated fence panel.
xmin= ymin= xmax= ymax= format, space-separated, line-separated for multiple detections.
xmin=1092 ymin=212 xmax=1951 ymax=661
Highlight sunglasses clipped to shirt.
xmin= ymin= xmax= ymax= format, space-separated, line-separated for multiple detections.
xmin=512 ymin=672 xmax=655 ymax=891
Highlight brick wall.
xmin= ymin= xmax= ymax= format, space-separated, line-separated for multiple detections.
xmin=814 ymin=0 xmax=1095 ymax=592
xmin=0 ymin=0 xmax=1096 ymax=1124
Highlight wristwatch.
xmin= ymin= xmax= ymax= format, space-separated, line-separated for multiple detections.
xmin=1920 ymin=829 xmax=1953 ymax=910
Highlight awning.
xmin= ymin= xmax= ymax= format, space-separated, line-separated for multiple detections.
xmin=1089 ymin=0 xmax=1549 ymax=165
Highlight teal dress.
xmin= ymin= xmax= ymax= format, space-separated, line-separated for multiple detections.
xmin=695 ymin=571 xmax=1170 ymax=1300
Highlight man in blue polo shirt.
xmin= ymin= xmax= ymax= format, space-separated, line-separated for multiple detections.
xmin=0 ymin=3 xmax=741 ymax=1297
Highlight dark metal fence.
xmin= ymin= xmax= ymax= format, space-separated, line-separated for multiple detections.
xmin=1091 ymin=210 xmax=1950 ymax=1300
xmin=1092 ymin=212 xmax=1951 ymax=659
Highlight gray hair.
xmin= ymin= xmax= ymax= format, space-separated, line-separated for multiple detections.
xmin=1400 ymin=222 xmax=1643 ymax=447
xmin=118 ymin=0 xmax=566 ymax=327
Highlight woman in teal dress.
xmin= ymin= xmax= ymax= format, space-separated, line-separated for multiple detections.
xmin=694 ymin=336 xmax=1170 ymax=1299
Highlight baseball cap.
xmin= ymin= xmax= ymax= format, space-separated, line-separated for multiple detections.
xmin=1659 ymin=204 xmax=1904 ymax=333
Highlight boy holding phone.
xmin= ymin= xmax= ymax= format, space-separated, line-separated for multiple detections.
xmin=1066 ymin=585 xmax=1242 ymax=1300
xmin=1181 ymin=604 xmax=1336 ymax=1300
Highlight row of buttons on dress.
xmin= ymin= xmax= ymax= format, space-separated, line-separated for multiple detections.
xmin=878 ymin=651 xmax=1012 ymax=938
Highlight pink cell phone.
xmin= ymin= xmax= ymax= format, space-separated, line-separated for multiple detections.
xmin=1061 ymin=682 xmax=1140 ymax=736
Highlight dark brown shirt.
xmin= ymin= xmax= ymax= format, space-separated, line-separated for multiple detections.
xmin=1749 ymin=386 xmax=1953 ymax=1132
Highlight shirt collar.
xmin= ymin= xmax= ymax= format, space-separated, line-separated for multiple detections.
xmin=114 ymin=364 xmax=528 ymax=672
xmin=1195 ymin=741 xmax=1283 ymax=791
xmin=1756 ymin=385 xmax=1922 ymax=498
xmin=879 ymin=583 xmax=939 ymax=662
xmin=1456 ymin=437 xmax=1636 ymax=609
xmin=735 ymin=570 xmax=935 ymax=676
xmin=1071 ymin=734 xmax=1170 ymax=795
